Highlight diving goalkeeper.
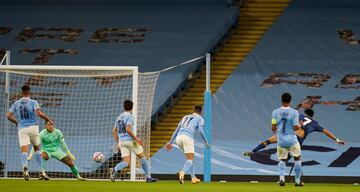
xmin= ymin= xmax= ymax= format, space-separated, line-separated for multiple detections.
xmin=38 ymin=120 xmax=84 ymax=180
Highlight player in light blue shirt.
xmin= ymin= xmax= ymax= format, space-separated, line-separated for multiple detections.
xmin=243 ymin=108 xmax=345 ymax=156
xmin=9 ymin=97 xmax=40 ymax=129
xmin=7 ymin=85 xmax=53 ymax=180
xmin=110 ymin=100 xmax=157 ymax=183
xmin=271 ymin=93 xmax=303 ymax=187
xmin=272 ymin=108 xmax=299 ymax=148
xmin=114 ymin=110 xmax=135 ymax=142
xmin=170 ymin=112 xmax=208 ymax=143
xmin=166 ymin=105 xmax=209 ymax=184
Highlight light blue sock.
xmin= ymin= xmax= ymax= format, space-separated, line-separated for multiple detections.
xmin=141 ymin=157 xmax=150 ymax=178
xmin=294 ymin=160 xmax=302 ymax=184
xmin=41 ymin=159 xmax=46 ymax=171
xmin=182 ymin=160 xmax=193 ymax=174
xmin=114 ymin=161 xmax=128 ymax=172
xmin=191 ymin=163 xmax=196 ymax=179
xmin=278 ymin=160 xmax=286 ymax=181
xmin=21 ymin=152 xmax=28 ymax=168
xmin=35 ymin=151 xmax=42 ymax=171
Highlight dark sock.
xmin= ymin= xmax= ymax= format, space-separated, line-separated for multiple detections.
xmin=252 ymin=140 xmax=271 ymax=153
xmin=265 ymin=140 xmax=271 ymax=145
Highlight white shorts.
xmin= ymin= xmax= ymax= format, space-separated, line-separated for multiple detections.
xmin=18 ymin=125 xmax=40 ymax=147
xmin=118 ymin=140 xmax=144 ymax=157
xmin=175 ymin=135 xmax=195 ymax=154
xmin=277 ymin=142 xmax=301 ymax=160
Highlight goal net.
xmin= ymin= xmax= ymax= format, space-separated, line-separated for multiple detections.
xmin=0 ymin=65 xmax=159 ymax=181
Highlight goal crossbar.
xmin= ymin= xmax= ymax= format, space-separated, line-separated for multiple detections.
xmin=0 ymin=65 xmax=138 ymax=71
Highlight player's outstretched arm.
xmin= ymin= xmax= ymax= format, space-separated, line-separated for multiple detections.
xmin=112 ymin=127 xmax=119 ymax=143
xmin=293 ymin=112 xmax=301 ymax=131
xmin=35 ymin=109 xmax=53 ymax=124
xmin=322 ymin=129 xmax=345 ymax=145
xmin=271 ymin=111 xmax=277 ymax=134
xmin=271 ymin=124 xmax=277 ymax=134
xmin=293 ymin=125 xmax=301 ymax=131
xmin=112 ymin=127 xmax=120 ymax=152
xmin=6 ymin=112 xmax=18 ymax=126
xmin=126 ymin=125 xmax=142 ymax=146
xmin=198 ymin=125 xmax=209 ymax=149
xmin=166 ymin=124 xmax=180 ymax=151
xmin=60 ymin=137 xmax=76 ymax=160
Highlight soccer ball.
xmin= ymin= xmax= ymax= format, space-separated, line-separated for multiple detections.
xmin=92 ymin=152 xmax=105 ymax=163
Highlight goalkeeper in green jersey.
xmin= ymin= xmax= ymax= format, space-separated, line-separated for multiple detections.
xmin=38 ymin=120 xmax=84 ymax=180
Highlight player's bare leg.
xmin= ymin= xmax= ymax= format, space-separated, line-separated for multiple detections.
xmin=61 ymin=156 xmax=84 ymax=181
xmin=39 ymin=152 xmax=50 ymax=180
xmin=110 ymin=155 xmax=130 ymax=182
xmin=20 ymin=145 xmax=30 ymax=181
xmin=243 ymin=135 xmax=277 ymax=156
xmin=136 ymin=152 xmax=157 ymax=183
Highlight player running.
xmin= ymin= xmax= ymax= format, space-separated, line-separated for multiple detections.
xmin=7 ymin=85 xmax=53 ymax=180
xmin=109 ymin=100 xmax=157 ymax=183
xmin=243 ymin=108 xmax=345 ymax=156
xmin=39 ymin=121 xmax=84 ymax=180
xmin=272 ymin=93 xmax=303 ymax=186
xmin=166 ymin=105 xmax=210 ymax=184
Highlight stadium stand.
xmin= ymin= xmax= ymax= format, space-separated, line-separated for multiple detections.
xmin=152 ymin=0 xmax=360 ymax=178
xmin=0 ymin=0 xmax=238 ymax=174
xmin=0 ymin=0 xmax=238 ymax=114
xmin=150 ymin=0 xmax=290 ymax=156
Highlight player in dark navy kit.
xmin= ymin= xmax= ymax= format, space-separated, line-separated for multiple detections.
xmin=296 ymin=109 xmax=345 ymax=146
xmin=243 ymin=109 xmax=345 ymax=157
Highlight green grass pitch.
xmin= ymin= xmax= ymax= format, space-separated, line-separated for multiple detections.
xmin=0 ymin=180 xmax=358 ymax=192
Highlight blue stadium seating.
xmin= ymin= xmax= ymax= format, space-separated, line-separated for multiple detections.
xmin=0 ymin=0 xmax=238 ymax=114
xmin=0 ymin=0 xmax=238 ymax=173
xmin=152 ymin=0 xmax=360 ymax=176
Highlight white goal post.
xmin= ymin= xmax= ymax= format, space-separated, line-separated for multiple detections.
xmin=0 ymin=62 xmax=159 ymax=181
xmin=0 ymin=51 xmax=10 ymax=66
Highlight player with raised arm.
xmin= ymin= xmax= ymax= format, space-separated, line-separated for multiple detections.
xmin=109 ymin=100 xmax=157 ymax=183
xmin=296 ymin=109 xmax=345 ymax=146
xmin=166 ymin=105 xmax=209 ymax=184
xmin=272 ymin=93 xmax=303 ymax=186
xmin=6 ymin=85 xmax=53 ymax=180
xmin=243 ymin=108 xmax=345 ymax=156
xmin=39 ymin=121 xmax=84 ymax=180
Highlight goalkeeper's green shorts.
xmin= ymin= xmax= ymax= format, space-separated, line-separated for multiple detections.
xmin=42 ymin=148 xmax=67 ymax=160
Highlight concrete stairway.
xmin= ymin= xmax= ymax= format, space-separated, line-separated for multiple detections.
xmin=150 ymin=0 xmax=290 ymax=156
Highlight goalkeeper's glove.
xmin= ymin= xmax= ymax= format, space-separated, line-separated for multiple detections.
xmin=67 ymin=151 xmax=76 ymax=160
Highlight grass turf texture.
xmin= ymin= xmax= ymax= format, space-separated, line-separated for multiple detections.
xmin=0 ymin=180 xmax=358 ymax=192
